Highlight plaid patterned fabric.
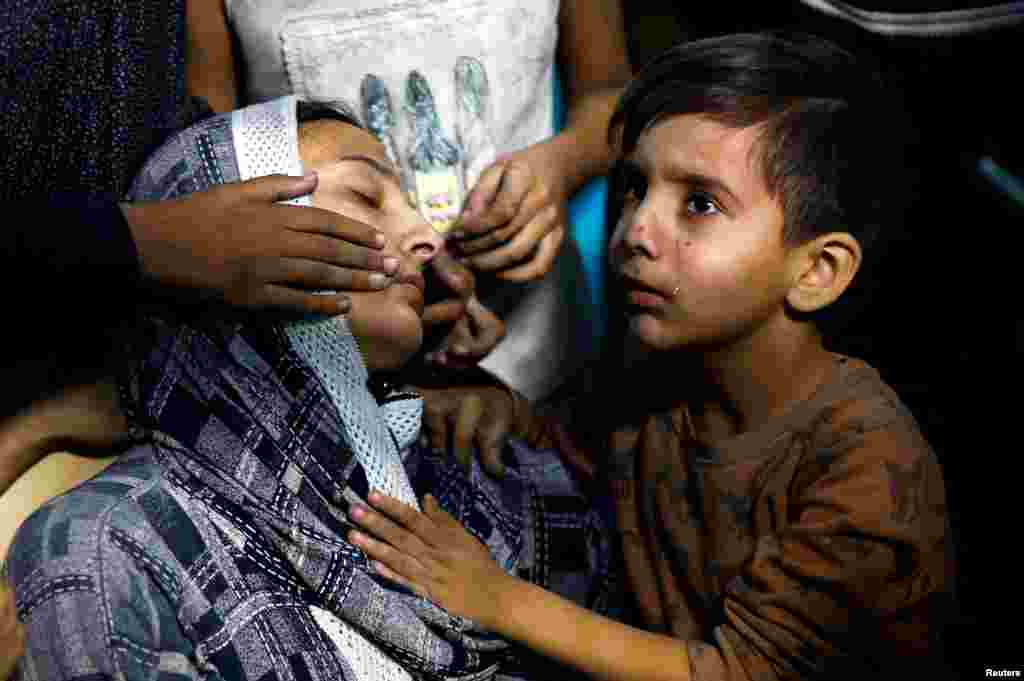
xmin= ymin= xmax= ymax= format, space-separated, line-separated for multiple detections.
xmin=6 ymin=102 xmax=619 ymax=681
xmin=7 ymin=314 xmax=619 ymax=681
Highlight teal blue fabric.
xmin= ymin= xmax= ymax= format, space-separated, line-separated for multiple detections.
xmin=553 ymin=67 xmax=609 ymax=352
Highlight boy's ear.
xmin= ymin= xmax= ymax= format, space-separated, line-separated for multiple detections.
xmin=785 ymin=232 xmax=862 ymax=313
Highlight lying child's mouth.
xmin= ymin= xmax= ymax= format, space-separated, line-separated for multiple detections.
xmin=394 ymin=271 xmax=426 ymax=314
xmin=396 ymin=271 xmax=426 ymax=295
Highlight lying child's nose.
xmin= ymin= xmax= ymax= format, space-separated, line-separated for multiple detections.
xmin=401 ymin=221 xmax=445 ymax=266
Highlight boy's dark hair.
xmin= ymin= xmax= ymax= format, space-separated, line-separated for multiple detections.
xmin=609 ymin=32 xmax=904 ymax=258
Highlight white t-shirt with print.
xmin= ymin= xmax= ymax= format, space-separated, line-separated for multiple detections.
xmin=225 ymin=0 xmax=586 ymax=402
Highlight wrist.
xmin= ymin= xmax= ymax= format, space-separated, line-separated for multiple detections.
xmin=536 ymin=134 xmax=592 ymax=198
xmin=482 ymin=570 xmax=529 ymax=634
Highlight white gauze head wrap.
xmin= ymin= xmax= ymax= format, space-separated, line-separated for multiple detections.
xmin=231 ymin=95 xmax=420 ymax=509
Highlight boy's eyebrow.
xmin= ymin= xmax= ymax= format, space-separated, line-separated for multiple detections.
xmin=337 ymin=153 xmax=401 ymax=189
xmin=628 ymin=156 xmax=743 ymax=207
xmin=665 ymin=167 xmax=742 ymax=207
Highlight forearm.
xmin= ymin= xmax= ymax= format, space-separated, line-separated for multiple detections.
xmin=0 ymin=414 xmax=50 ymax=494
xmin=492 ymin=576 xmax=692 ymax=681
xmin=547 ymin=87 xmax=625 ymax=195
xmin=185 ymin=0 xmax=240 ymax=112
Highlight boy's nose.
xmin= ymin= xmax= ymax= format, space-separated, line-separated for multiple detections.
xmin=613 ymin=212 xmax=660 ymax=261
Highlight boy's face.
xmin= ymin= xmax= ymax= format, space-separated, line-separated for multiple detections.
xmin=609 ymin=114 xmax=796 ymax=353
xmin=299 ymin=120 xmax=444 ymax=371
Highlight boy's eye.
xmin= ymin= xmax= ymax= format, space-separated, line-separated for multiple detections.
xmin=686 ymin=193 xmax=720 ymax=217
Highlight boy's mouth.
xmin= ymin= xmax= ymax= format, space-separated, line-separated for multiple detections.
xmin=620 ymin=273 xmax=667 ymax=297
xmin=619 ymin=273 xmax=673 ymax=310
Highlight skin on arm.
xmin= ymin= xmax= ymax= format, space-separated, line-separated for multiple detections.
xmin=0 ymin=581 xmax=24 ymax=681
xmin=0 ymin=380 xmax=124 ymax=494
xmin=452 ymin=0 xmax=632 ymax=280
xmin=0 ymin=381 xmax=124 ymax=558
xmin=348 ymin=492 xmax=693 ymax=681
xmin=186 ymin=0 xmax=239 ymax=113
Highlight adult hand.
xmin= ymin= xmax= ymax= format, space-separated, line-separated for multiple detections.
xmin=348 ymin=492 xmax=511 ymax=630
xmin=0 ymin=582 xmax=24 ymax=681
xmin=418 ymin=385 xmax=515 ymax=477
xmin=122 ymin=172 xmax=399 ymax=316
xmin=422 ymin=253 xmax=505 ymax=368
xmin=450 ymin=144 xmax=568 ymax=282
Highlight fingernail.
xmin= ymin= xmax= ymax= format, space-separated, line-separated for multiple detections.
xmin=349 ymin=504 xmax=366 ymax=519
xmin=303 ymin=170 xmax=318 ymax=182
xmin=382 ymin=256 xmax=400 ymax=274
xmin=369 ymin=273 xmax=390 ymax=289
xmin=374 ymin=231 xmax=387 ymax=248
xmin=349 ymin=530 xmax=365 ymax=544
xmin=368 ymin=490 xmax=381 ymax=502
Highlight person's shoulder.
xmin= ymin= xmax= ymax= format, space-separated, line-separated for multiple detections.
xmin=5 ymin=446 xmax=170 ymax=589
xmin=793 ymin=354 xmax=939 ymax=475
xmin=808 ymin=355 xmax=927 ymax=439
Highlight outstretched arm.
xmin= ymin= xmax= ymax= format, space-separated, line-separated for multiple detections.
xmin=348 ymin=492 xmax=693 ymax=681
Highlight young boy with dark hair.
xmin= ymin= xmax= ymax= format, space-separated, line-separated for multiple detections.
xmin=347 ymin=32 xmax=953 ymax=680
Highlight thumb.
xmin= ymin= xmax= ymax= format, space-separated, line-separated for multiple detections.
xmin=240 ymin=172 xmax=319 ymax=203
xmin=463 ymin=162 xmax=505 ymax=218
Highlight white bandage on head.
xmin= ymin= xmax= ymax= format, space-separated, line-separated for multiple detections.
xmin=229 ymin=95 xmax=420 ymax=509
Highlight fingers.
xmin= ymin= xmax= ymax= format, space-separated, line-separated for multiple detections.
xmin=452 ymin=394 xmax=485 ymax=470
xmin=365 ymin=491 xmax=442 ymax=546
xmin=255 ymin=181 xmax=387 ymax=249
xmin=240 ymin=171 xmax=319 ymax=204
xmin=368 ymin=559 xmax=426 ymax=598
xmin=278 ymin=216 xmax=397 ymax=272
xmin=421 ymin=494 xmax=457 ymax=528
xmin=348 ymin=527 xmax=428 ymax=587
xmin=457 ymin=161 xmax=531 ymax=235
xmin=476 ymin=413 xmax=510 ymax=479
xmin=466 ymin=204 xmax=561 ymax=272
xmin=350 ymin=498 xmax=430 ymax=553
xmin=271 ymin=256 xmax=395 ymax=293
xmin=429 ymin=252 xmax=475 ymax=299
xmin=421 ymin=389 xmax=452 ymax=454
xmin=454 ymin=220 xmax=522 ymax=256
xmin=464 ymin=296 xmax=505 ymax=352
xmin=257 ymin=284 xmax=351 ymax=317
xmin=432 ymin=297 xmax=504 ymax=367
xmin=496 ymin=225 xmax=564 ymax=282
xmin=430 ymin=316 xmax=479 ymax=369
xmin=422 ymin=299 xmax=467 ymax=327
